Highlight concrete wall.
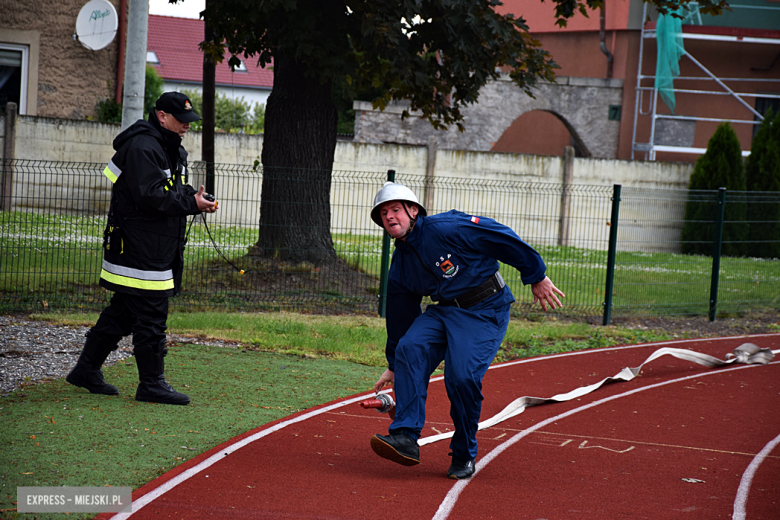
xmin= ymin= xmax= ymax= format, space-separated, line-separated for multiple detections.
xmin=1 ymin=114 xmax=694 ymax=252
xmin=0 ymin=115 xmax=264 ymax=165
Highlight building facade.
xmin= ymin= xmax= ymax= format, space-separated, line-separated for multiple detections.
xmin=354 ymin=0 xmax=780 ymax=162
xmin=0 ymin=0 xmax=122 ymax=118
xmin=147 ymin=15 xmax=273 ymax=111
xmin=0 ymin=2 xmax=274 ymax=121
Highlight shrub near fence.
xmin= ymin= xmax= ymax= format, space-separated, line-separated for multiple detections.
xmin=0 ymin=160 xmax=778 ymax=320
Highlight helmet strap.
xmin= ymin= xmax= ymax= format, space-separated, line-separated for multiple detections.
xmin=400 ymin=203 xmax=418 ymax=238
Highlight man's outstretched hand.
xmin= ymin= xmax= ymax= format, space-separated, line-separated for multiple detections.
xmin=531 ymin=276 xmax=565 ymax=312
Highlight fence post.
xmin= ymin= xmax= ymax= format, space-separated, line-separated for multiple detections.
xmin=378 ymin=169 xmax=396 ymax=317
xmin=603 ymin=184 xmax=621 ymax=326
xmin=708 ymin=187 xmax=726 ymax=322
xmin=558 ymin=146 xmax=574 ymax=246
xmin=424 ymin=136 xmax=436 ymax=212
xmin=1 ymin=102 xmax=17 ymax=212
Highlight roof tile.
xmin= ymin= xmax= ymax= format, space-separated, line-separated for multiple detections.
xmin=148 ymin=15 xmax=273 ymax=89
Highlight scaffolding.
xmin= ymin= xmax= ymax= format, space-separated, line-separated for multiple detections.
xmin=631 ymin=2 xmax=780 ymax=161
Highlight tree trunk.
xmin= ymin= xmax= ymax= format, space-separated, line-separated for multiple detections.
xmin=257 ymin=53 xmax=339 ymax=265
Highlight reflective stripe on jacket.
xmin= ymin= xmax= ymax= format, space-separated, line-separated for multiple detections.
xmin=99 ymin=116 xmax=199 ymax=297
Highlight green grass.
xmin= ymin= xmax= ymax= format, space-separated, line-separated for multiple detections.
xmin=166 ymin=311 xmax=390 ymax=366
xmin=535 ymin=245 xmax=780 ymax=317
xmin=332 ymin=232 xmax=384 ymax=276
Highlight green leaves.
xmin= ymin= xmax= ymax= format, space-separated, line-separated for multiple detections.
xmin=199 ymin=0 xmax=550 ymax=131
xmin=180 ymin=88 xmax=264 ymax=134
xmin=198 ymin=0 xmax=731 ymax=132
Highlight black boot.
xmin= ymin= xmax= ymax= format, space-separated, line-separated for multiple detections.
xmin=134 ymin=342 xmax=190 ymax=405
xmin=66 ymin=331 xmax=120 ymax=395
xmin=447 ymin=453 xmax=476 ymax=479
xmin=370 ymin=432 xmax=420 ymax=466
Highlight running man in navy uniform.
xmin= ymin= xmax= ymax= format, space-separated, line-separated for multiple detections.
xmin=369 ymin=182 xmax=564 ymax=479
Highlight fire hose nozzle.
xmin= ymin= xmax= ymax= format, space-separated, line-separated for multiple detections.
xmin=359 ymin=393 xmax=395 ymax=414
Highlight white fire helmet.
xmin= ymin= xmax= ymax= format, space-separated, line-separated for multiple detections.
xmin=370 ymin=182 xmax=427 ymax=227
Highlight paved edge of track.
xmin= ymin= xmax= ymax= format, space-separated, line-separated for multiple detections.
xmin=100 ymin=333 xmax=780 ymax=520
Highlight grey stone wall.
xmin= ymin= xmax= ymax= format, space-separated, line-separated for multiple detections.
xmin=354 ymin=75 xmax=624 ymax=159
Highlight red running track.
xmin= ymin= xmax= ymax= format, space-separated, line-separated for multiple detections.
xmin=102 ymin=335 xmax=780 ymax=520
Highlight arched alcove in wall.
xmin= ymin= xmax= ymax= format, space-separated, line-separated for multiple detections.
xmin=491 ymin=109 xmax=592 ymax=157
xmin=354 ymin=76 xmax=622 ymax=159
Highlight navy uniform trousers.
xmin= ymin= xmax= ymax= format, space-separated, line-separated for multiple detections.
xmin=389 ymin=298 xmax=511 ymax=460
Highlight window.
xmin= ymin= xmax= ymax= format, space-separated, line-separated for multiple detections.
xmin=753 ymin=96 xmax=780 ymax=137
xmin=0 ymin=44 xmax=28 ymax=115
xmin=232 ymin=59 xmax=247 ymax=72
xmin=146 ymin=51 xmax=160 ymax=64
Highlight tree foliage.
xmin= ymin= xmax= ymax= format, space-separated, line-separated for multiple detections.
xmin=186 ymin=0 xmax=731 ymax=265
xmin=745 ymin=109 xmax=780 ymax=258
xmin=144 ymin=65 xmax=165 ymax=117
xmin=96 ymin=65 xmax=165 ymax=123
xmin=199 ymin=0 xmax=728 ymax=132
xmin=681 ymin=122 xmax=746 ymax=256
xmin=180 ymin=89 xmax=265 ymax=134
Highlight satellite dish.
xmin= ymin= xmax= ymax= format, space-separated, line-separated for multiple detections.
xmin=74 ymin=0 xmax=119 ymax=51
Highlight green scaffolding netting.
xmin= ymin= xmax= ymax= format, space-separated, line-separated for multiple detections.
xmin=655 ymin=9 xmax=685 ymax=114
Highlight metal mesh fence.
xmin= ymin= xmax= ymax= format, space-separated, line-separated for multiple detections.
xmin=609 ymin=187 xmax=780 ymax=318
xmin=1 ymin=159 xmax=777 ymax=319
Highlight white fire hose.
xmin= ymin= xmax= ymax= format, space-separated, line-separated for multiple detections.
xmin=418 ymin=343 xmax=776 ymax=446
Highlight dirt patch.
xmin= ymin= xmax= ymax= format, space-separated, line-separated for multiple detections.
xmin=194 ymin=255 xmax=380 ymax=314
xmin=608 ymin=310 xmax=780 ymax=339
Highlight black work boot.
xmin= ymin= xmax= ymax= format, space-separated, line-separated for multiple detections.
xmin=370 ymin=432 xmax=420 ymax=466
xmin=134 ymin=343 xmax=190 ymax=405
xmin=447 ymin=453 xmax=476 ymax=479
xmin=66 ymin=331 xmax=120 ymax=395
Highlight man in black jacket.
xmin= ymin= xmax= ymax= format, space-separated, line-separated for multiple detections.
xmin=66 ymin=92 xmax=217 ymax=405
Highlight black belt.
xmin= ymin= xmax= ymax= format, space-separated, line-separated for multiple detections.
xmin=437 ymin=272 xmax=505 ymax=309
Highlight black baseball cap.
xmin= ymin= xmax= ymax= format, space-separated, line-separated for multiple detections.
xmin=155 ymin=92 xmax=201 ymax=123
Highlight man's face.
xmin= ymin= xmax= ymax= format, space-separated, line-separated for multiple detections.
xmin=379 ymin=200 xmax=418 ymax=239
xmin=158 ymin=111 xmax=190 ymax=137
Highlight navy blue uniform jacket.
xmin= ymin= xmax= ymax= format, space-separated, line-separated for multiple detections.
xmin=385 ymin=210 xmax=547 ymax=371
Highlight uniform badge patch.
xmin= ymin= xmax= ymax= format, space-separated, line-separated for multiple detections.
xmin=436 ymin=254 xmax=459 ymax=278
xmin=470 ymin=216 xmax=479 ymax=224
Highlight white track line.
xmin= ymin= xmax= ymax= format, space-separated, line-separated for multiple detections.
xmin=732 ymin=433 xmax=780 ymax=520
xmin=108 ymin=392 xmax=377 ymax=519
xmin=109 ymin=334 xmax=777 ymax=519
xmin=431 ymin=361 xmax=779 ymax=520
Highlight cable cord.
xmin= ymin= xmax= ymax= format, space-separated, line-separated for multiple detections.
xmin=186 ymin=213 xmax=245 ymax=274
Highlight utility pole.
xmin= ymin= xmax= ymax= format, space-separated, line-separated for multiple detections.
xmin=121 ymin=0 xmax=148 ymax=130
xmin=202 ymin=0 xmax=216 ymax=194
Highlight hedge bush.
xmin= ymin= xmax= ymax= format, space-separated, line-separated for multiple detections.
xmin=745 ymin=109 xmax=780 ymax=258
xmin=681 ymin=122 xmax=746 ymax=256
